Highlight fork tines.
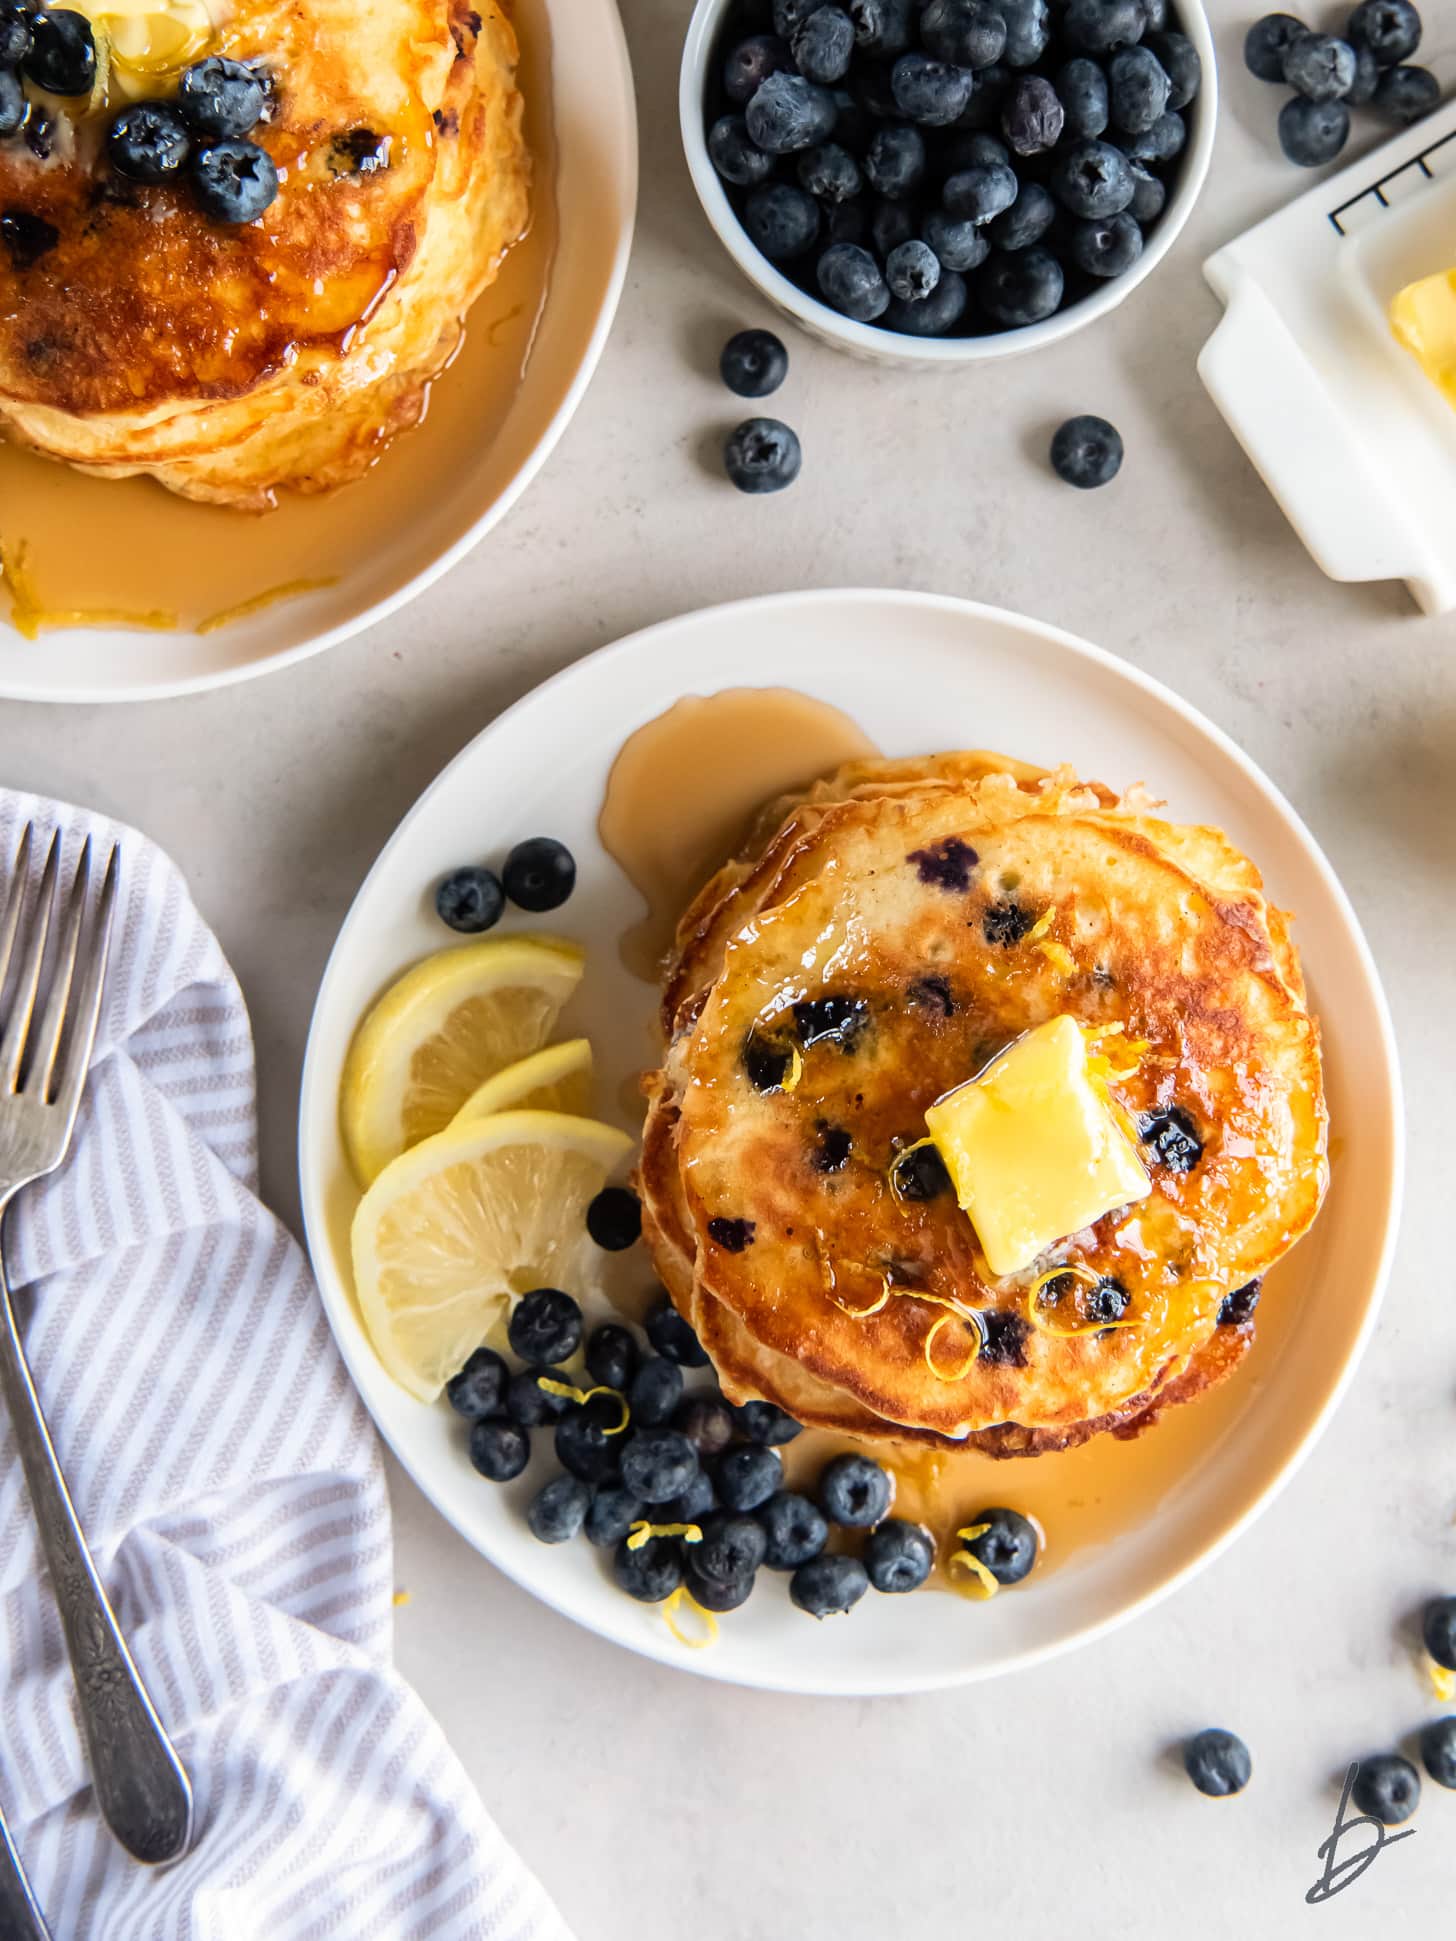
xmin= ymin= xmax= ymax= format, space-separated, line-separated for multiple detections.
xmin=0 ymin=824 xmax=120 ymax=1112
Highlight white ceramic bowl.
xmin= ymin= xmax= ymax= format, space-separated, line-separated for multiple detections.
xmin=299 ymin=588 xmax=1401 ymax=1698
xmin=680 ymin=0 xmax=1217 ymax=364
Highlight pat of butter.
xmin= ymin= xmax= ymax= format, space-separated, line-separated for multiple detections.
xmin=1390 ymin=268 xmax=1456 ymax=412
xmin=924 ymin=1015 xmax=1150 ymax=1279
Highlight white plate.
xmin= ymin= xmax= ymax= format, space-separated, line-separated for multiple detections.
xmin=298 ymin=589 xmax=1402 ymax=1696
xmin=0 ymin=0 xmax=637 ymax=704
xmin=1200 ymin=90 xmax=1456 ymax=617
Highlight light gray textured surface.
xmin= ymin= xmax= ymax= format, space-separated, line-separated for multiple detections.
xmin=3 ymin=1 xmax=1454 ymax=1933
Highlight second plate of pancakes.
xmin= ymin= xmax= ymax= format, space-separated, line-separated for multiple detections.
xmin=299 ymin=588 xmax=1402 ymax=1695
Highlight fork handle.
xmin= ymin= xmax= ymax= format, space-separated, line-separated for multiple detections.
xmin=0 ymin=1239 xmax=193 ymax=1867
xmin=0 ymin=1810 xmax=53 ymax=1940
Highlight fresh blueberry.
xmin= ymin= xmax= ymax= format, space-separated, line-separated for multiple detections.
xmin=891 ymin=52 xmax=974 ymax=126
xmin=1282 ymin=32 xmax=1358 ymax=101
xmin=192 ymin=139 xmax=279 ymax=223
xmin=585 ymin=1483 xmax=643 ymax=1548
xmin=924 ymin=207 xmax=990 ymax=269
xmin=865 ymin=1518 xmax=936 ymax=1592
xmin=1108 ymin=44 xmax=1171 ymax=130
xmin=943 ymin=160 xmax=1018 ymax=222
xmin=586 ymin=1186 xmax=641 ymax=1252
xmin=724 ymin=415 xmax=804 ymax=493
xmin=846 ymin=0 xmax=916 ymax=55
xmin=664 ymin=1467 xmax=719 ymax=1524
xmin=612 ymin=1534 xmax=684 ymax=1602
xmin=435 ymin=864 xmax=504 ymax=933
xmin=817 ymin=241 xmax=892 ymax=319
xmin=960 ymin=1506 xmax=1038 ymax=1582
xmin=684 ymin=1559 xmax=758 ymax=1611
xmin=989 ymin=180 xmax=1056 ymax=248
xmin=981 ymin=247 xmax=1064 ymax=325
xmin=885 ymin=237 xmax=941 ymax=300
xmin=1119 ymin=109 xmax=1185 ymax=163
xmin=732 ymin=1399 xmax=803 ymax=1446
xmin=554 ymin=1395 xmax=625 ymax=1484
xmin=773 ymin=0 xmax=821 ymax=37
xmin=1183 ymin=1728 xmax=1253 ymax=1797
xmin=109 ymin=101 xmax=193 ymax=183
xmin=1423 ymin=1595 xmax=1456 ymax=1670
xmin=673 ymin=1395 xmax=736 ymax=1457
xmin=746 ymin=70 xmax=838 ymax=151
xmin=1070 ymin=210 xmax=1143 ymax=276
xmin=817 ymin=1452 xmax=892 ymax=1527
xmin=1352 ymin=1754 xmax=1421 ymax=1824
xmin=757 ymin=1491 xmax=829 ymax=1568
xmin=620 ymin=1428 xmax=700 ymax=1505
xmin=21 ymin=6 xmax=94 ymax=94
xmin=644 ymin=1293 xmax=710 ymax=1368
xmin=864 ymin=122 xmax=926 ymax=196
xmin=886 ymin=265 xmax=967 ymax=331
xmin=870 ymin=194 xmax=917 ymax=256
xmin=1002 ymin=72 xmax=1064 ymax=152
xmin=791 ymin=1553 xmax=869 ymax=1617
xmin=1056 ymin=57 xmax=1110 ymax=137
xmin=1276 ymin=97 xmax=1349 ymax=165
xmin=708 ymin=114 xmax=778 ymax=185
xmin=1127 ymin=159 xmax=1166 ymax=222
xmin=793 ymin=5 xmax=855 ymax=83
xmin=693 ymin=1509 xmax=769 ymax=1586
xmin=0 ymin=2 xmax=32 ymax=68
xmin=509 ymin=1288 xmax=582 ymax=1366
xmin=527 ymin=1473 xmax=591 ymax=1543
xmin=995 ymin=0 xmax=1051 ymax=67
xmin=585 ymin=1322 xmax=639 ymax=1392
xmin=1244 ymin=12 xmax=1306 ymax=82
xmin=629 ymin=1356 xmax=684 ymax=1427
xmin=0 ymin=67 xmax=24 ymax=139
xmin=1344 ymin=42 xmax=1381 ymax=103
xmin=919 ymin=0 xmax=1006 ymax=69
xmin=798 ymin=140 xmax=862 ymax=201
xmin=1140 ymin=1105 xmax=1202 ymax=1170
xmin=1217 ymin=1278 xmax=1262 ymax=1327
xmin=1144 ymin=30 xmax=1202 ymax=109
xmin=1420 ymin=1717 xmax=1456 ymax=1790
xmin=468 ymin=1417 xmax=530 ymax=1481
xmin=1063 ymin=0 xmax=1144 ymax=55
xmin=1370 ymin=64 xmax=1440 ymax=123
xmin=723 ymin=32 xmax=793 ymax=103
xmin=1346 ymin=0 xmax=1422 ymax=66
xmin=743 ymin=181 xmax=822 ymax=259
xmin=446 ymin=1347 xmax=508 ymax=1420
xmin=502 ymin=836 xmax=576 ymax=911
xmin=716 ymin=1443 xmax=784 ymax=1512
xmin=177 ymin=56 xmax=268 ymax=139
xmin=506 ymin=1366 xmax=575 ymax=1427
xmin=1052 ymin=138 xmax=1135 ymax=217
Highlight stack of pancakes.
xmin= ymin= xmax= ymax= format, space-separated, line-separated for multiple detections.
xmin=0 ymin=0 xmax=529 ymax=507
xmin=639 ymin=752 xmax=1328 ymax=1458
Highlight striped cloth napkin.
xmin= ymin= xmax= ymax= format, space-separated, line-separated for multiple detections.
xmin=0 ymin=791 xmax=573 ymax=1941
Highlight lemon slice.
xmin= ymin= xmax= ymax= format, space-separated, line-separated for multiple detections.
xmin=341 ymin=936 xmax=585 ymax=1185
xmin=351 ymin=1109 xmax=635 ymax=1401
xmin=449 ymin=1037 xmax=594 ymax=1126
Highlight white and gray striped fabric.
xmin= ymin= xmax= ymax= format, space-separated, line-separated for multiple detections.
xmin=0 ymin=791 xmax=573 ymax=1941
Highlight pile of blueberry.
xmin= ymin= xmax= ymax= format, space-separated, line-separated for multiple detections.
xmin=449 ymin=1279 xmax=1041 ymax=1622
xmin=435 ymin=837 xmax=577 ymax=933
xmin=0 ymin=1 xmax=94 ymax=157
xmin=704 ymin=0 xmax=1204 ymax=340
xmin=1245 ymin=3 xmax=1441 ymax=168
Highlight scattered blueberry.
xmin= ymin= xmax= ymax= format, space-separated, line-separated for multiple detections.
xmin=1370 ymin=63 xmax=1439 ymax=123
xmin=923 ymin=208 xmax=990 ymax=269
xmin=1244 ymin=12 xmax=1306 ymax=82
xmin=919 ymin=0 xmax=1006 ymax=69
xmin=758 ymin=1491 xmax=830 ymax=1568
xmin=724 ymin=32 xmax=794 ymax=103
xmin=21 ymin=7 xmax=94 ymax=94
xmin=508 ymin=1288 xmax=583 ymax=1366
xmin=554 ymin=1395 xmax=625 ymax=1484
xmin=585 ymin=1323 xmax=639 ymax=1393
xmin=716 ymin=1443 xmax=784 ymax=1512
xmin=1002 ymin=72 xmax=1064 ymax=152
xmin=502 ymin=836 xmax=576 ymax=912
xmin=863 ymin=122 xmax=927 ymax=197
xmin=1062 ymin=0 xmax=1144 ymax=55
xmin=724 ymin=417 xmax=804 ymax=492
xmin=1419 ymin=1717 xmax=1456 ymax=1790
xmin=587 ymin=1186 xmax=642 ymax=1252
xmin=644 ymin=1293 xmax=711 ymax=1368
xmin=865 ymin=1518 xmax=936 ymax=1592
xmin=192 ymin=140 xmax=279 ymax=223
xmin=798 ymin=140 xmax=862 ymax=200
xmin=435 ymin=865 xmax=505 ymax=934
xmin=791 ymin=1552 xmax=870 ymax=1616
xmin=694 ymin=1510 xmax=770 ymax=1587
xmin=1346 ymin=0 xmax=1422 ymax=66
xmin=944 ymin=160 xmax=1019 ymax=223
xmin=1423 ymin=1595 xmax=1456 ymax=1671
xmin=1069 ymin=210 xmax=1143 ymax=276
xmin=1145 ymin=30 xmax=1201 ymax=109
xmin=1183 ymin=1728 xmax=1253 ymax=1798
xmin=1052 ymin=138 xmax=1135 ymax=217
xmin=1108 ymin=43 xmax=1171 ymax=130
xmin=1056 ymin=55 xmax=1110 ymax=136
xmin=885 ymin=237 xmax=941 ymax=300
xmin=732 ymin=1399 xmax=803 ymax=1446
xmin=684 ymin=1560 xmax=758 ymax=1611
xmin=793 ymin=6 xmax=855 ymax=84
xmin=817 ymin=240 xmax=892 ymax=320
xmin=177 ymin=56 xmax=268 ymax=139
xmin=446 ymin=1347 xmax=508 ymax=1420
xmin=613 ymin=1534 xmax=684 ymax=1602
xmin=620 ymin=1428 xmax=701 ymax=1505
xmin=629 ymin=1356 xmax=684 ymax=1427
xmin=1352 ymin=1754 xmax=1421 ymax=1825
xmin=585 ymin=1483 xmax=644 ymax=1548
xmin=710 ymin=113 xmax=780 ymax=185
xmin=108 ymin=102 xmax=192 ymax=183
xmin=506 ymin=1366 xmax=575 ymax=1427
xmin=527 ymin=1473 xmax=591 ymax=1543
xmin=1217 ymin=1279 xmax=1262 ymax=1327
xmin=817 ymin=1452 xmax=892 ymax=1527
xmin=744 ymin=180 xmax=822 ymax=258
xmin=468 ymin=1417 xmax=530 ymax=1482
xmin=1282 ymin=32 xmax=1358 ymax=103
xmin=1140 ymin=1104 xmax=1202 ymax=1169
xmin=673 ymin=1395 xmax=737 ymax=1457
xmin=747 ymin=69 xmax=838 ymax=151
xmin=960 ymin=1506 xmax=1039 ymax=1583
xmin=980 ymin=246 xmax=1064 ymax=325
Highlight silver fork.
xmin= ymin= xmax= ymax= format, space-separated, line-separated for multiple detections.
xmin=0 ymin=826 xmax=194 ymax=1868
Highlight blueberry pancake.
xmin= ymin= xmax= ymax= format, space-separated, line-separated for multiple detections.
xmin=0 ymin=0 xmax=529 ymax=506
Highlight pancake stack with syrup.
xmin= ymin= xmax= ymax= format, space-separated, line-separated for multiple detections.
xmin=639 ymin=753 xmax=1328 ymax=1457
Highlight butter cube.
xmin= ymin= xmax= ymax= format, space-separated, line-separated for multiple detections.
xmin=924 ymin=1015 xmax=1150 ymax=1279
xmin=1391 ymin=268 xmax=1456 ymax=412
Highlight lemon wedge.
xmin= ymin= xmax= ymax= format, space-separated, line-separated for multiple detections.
xmin=351 ymin=1109 xmax=634 ymax=1401
xmin=341 ymin=936 xmax=585 ymax=1185
xmin=449 ymin=1037 xmax=594 ymax=1127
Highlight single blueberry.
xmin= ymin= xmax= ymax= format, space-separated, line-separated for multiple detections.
xmin=446 ymin=1347 xmax=508 ymax=1420
xmin=1144 ymin=30 xmax=1202 ymax=109
xmin=708 ymin=114 xmax=778 ymax=186
xmin=943 ymin=160 xmax=1018 ymax=222
xmin=664 ymin=1467 xmax=719 ymax=1524
xmin=1002 ymin=72 xmax=1064 ymax=152
xmin=684 ymin=1560 xmax=757 ymax=1611
xmin=1346 ymin=0 xmax=1422 ymax=66
xmin=716 ymin=1443 xmax=784 ymax=1512
xmin=1423 ymin=1595 xmax=1456 ymax=1670
xmin=508 ymin=1287 xmax=583 ymax=1366
xmin=847 ymin=0 xmax=915 ymax=55
xmin=1370 ymin=64 xmax=1440 ymax=123
xmin=790 ymin=1553 xmax=869 ymax=1616
xmin=644 ymin=1293 xmax=711 ymax=1368
xmin=773 ymin=0 xmax=821 ymax=38
xmin=757 ymin=1491 xmax=829 ymax=1568
xmin=743 ymin=181 xmax=822 ymax=259
xmin=585 ymin=1322 xmax=639 ymax=1393
xmin=1217 ymin=1279 xmax=1262 ymax=1327
xmin=620 ymin=1428 xmax=700 ymax=1505
xmin=502 ymin=835 xmax=576 ymax=911
xmin=468 ymin=1417 xmax=530 ymax=1481
xmin=629 ymin=1355 xmax=684 ymax=1427
xmin=1183 ymin=1728 xmax=1253 ymax=1797
xmin=732 ymin=1399 xmax=803 ymax=1445
xmin=1070 ymin=210 xmax=1143 ymax=276
xmin=817 ymin=241 xmax=892 ymax=319
xmin=864 ymin=121 xmax=926 ymax=196
xmin=724 ymin=417 xmax=803 ymax=493
xmin=885 ymin=237 xmax=942 ymax=300
xmin=798 ymin=140 xmax=862 ymax=201
xmin=865 ymin=1518 xmax=936 ymax=1592
xmin=177 ymin=56 xmax=268 ymax=139
xmin=107 ymin=101 xmax=193 ymax=183
xmin=742 ymin=1028 xmax=794 ymax=1091
xmin=1140 ymin=1105 xmax=1202 ymax=1170
xmin=1127 ymin=159 xmax=1166 ymax=223
xmin=1120 ymin=108 xmax=1185 ymax=164
xmin=723 ymin=32 xmax=793 ymax=104
xmin=924 ymin=208 xmax=990 ymax=269
xmin=1109 ymin=44 xmax=1172 ymax=130
xmin=192 ymin=139 xmax=278 ymax=223
xmin=1085 ymin=1276 xmax=1130 ymax=1323
xmin=996 ymin=0 xmax=1051 ymax=66
xmin=794 ymin=992 xmax=869 ymax=1049
xmin=891 ymin=52 xmax=974 ymax=126
xmin=813 ymin=1122 xmax=854 ymax=1171
xmin=0 ymin=68 xmax=24 ymax=141
xmin=673 ymin=1394 xmax=736 ymax=1457
xmin=919 ymin=0 xmax=1006 ymax=69
xmin=746 ymin=70 xmax=838 ymax=152
xmin=979 ymin=1308 xmax=1030 ymax=1366
xmin=818 ymin=1452 xmax=892 ymax=1527
xmin=1420 ymin=1717 xmax=1456 ymax=1790
xmin=586 ymin=1186 xmax=641 ymax=1252
xmin=435 ymin=864 xmax=504 ymax=933
xmin=870 ymin=194 xmax=917 ymax=257
xmin=612 ymin=1534 xmax=684 ymax=1602
xmin=506 ymin=1366 xmax=575 ymax=1428
xmin=0 ymin=1 xmax=33 ymax=68
xmin=1344 ymin=42 xmax=1381 ymax=103
xmin=980 ymin=246 xmax=1064 ymax=326
xmin=989 ymin=180 xmax=1056 ymax=249
xmin=1352 ymin=1754 xmax=1421 ymax=1825
xmin=21 ymin=7 xmax=94 ymax=94
xmin=1244 ymin=12 xmax=1306 ymax=82
xmin=554 ymin=1395 xmax=625 ymax=1484
xmin=585 ymin=1483 xmax=643 ymax=1548
xmin=1282 ymin=32 xmax=1358 ymax=102
xmin=793 ymin=5 xmax=855 ymax=84
xmin=693 ymin=1509 xmax=769 ymax=1585
xmin=960 ymin=1506 xmax=1038 ymax=1583
xmin=527 ymin=1473 xmax=591 ymax=1543
xmin=1062 ymin=0 xmax=1144 ymax=55
xmin=1052 ymin=138 xmax=1135 ymax=217
xmin=1056 ymin=56 xmax=1110 ymax=137
xmin=1050 ymin=413 xmax=1125 ymax=486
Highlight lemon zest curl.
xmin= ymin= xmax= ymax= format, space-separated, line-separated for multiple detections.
xmin=538 ymin=1379 xmax=630 ymax=1433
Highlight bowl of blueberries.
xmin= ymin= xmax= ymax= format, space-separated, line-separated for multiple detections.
xmin=681 ymin=0 xmax=1216 ymax=360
